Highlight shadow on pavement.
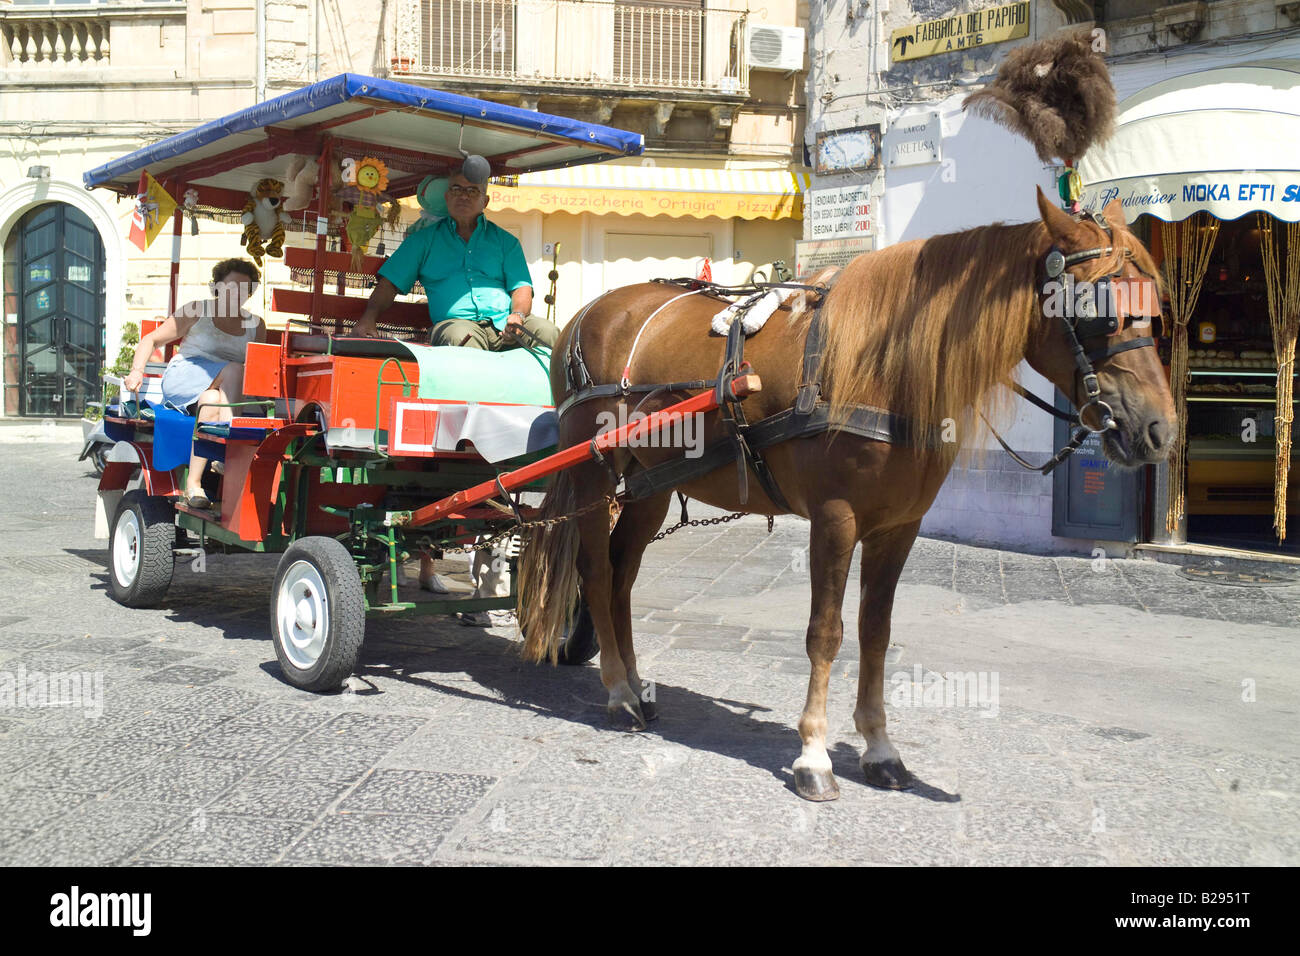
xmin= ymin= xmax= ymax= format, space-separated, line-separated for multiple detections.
xmin=74 ymin=543 xmax=959 ymax=803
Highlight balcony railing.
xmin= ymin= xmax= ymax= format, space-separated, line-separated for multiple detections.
xmin=389 ymin=0 xmax=748 ymax=96
xmin=1 ymin=3 xmax=185 ymax=71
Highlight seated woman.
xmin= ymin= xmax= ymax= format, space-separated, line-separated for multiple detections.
xmin=122 ymin=258 xmax=266 ymax=508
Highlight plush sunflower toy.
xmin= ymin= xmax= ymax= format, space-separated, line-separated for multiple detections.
xmin=335 ymin=156 xmax=401 ymax=271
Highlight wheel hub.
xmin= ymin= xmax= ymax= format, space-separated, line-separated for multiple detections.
xmin=277 ymin=561 xmax=329 ymax=670
xmin=112 ymin=509 xmax=142 ymax=587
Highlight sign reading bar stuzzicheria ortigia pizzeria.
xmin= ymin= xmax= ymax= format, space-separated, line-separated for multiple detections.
xmin=890 ymin=1 xmax=1030 ymax=63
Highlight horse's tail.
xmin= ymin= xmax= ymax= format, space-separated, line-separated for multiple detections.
xmin=518 ymin=468 xmax=582 ymax=664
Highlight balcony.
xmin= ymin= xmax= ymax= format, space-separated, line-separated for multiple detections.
xmin=388 ymin=0 xmax=749 ymax=98
xmin=1 ymin=2 xmax=185 ymax=73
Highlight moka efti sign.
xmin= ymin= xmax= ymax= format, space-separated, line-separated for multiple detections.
xmin=890 ymin=1 xmax=1030 ymax=63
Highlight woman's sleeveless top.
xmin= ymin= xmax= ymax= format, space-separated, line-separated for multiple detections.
xmin=178 ymin=299 xmax=260 ymax=364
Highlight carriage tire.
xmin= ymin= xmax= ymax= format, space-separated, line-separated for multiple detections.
xmin=271 ymin=536 xmax=366 ymax=692
xmin=90 ymin=445 xmax=109 ymax=476
xmin=108 ymin=490 xmax=176 ymax=608
xmin=557 ymin=598 xmax=598 ymax=665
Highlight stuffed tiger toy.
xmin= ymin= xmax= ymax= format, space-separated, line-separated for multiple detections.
xmin=240 ymin=178 xmax=290 ymax=265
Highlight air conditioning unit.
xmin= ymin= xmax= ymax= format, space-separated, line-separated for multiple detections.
xmin=746 ymin=24 xmax=806 ymax=72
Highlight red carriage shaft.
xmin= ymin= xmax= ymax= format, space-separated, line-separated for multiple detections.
xmin=404 ymin=374 xmax=761 ymax=528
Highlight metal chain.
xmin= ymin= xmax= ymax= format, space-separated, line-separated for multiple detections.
xmin=431 ymin=494 xmax=620 ymax=556
xmin=651 ymin=510 xmax=755 ymax=541
xmin=427 ymin=494 xmax=769 ymax=555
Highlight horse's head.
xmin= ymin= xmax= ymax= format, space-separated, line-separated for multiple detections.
xmin=1025 ymin=186 xmax=1176 ymax=468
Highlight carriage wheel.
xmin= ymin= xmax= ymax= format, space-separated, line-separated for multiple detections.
xmin=108 ymin=490 xmax=175 ymax=608
xmin=556 ymin=596 xmax=598 ymax=665
xmin=271 ymin=536 xmax=366 ymax=692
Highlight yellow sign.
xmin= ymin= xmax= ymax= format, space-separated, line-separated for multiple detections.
xmin=890 ymin=1 xmax=1030 ymax=62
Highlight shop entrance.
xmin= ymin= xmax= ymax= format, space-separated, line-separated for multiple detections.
xmin=2 ymin=202 xmax=105 ymax=418
xmin=1181 ymin=215 xmax=1298 ymax=553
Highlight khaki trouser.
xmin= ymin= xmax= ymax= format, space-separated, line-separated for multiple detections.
xmin=430 ymin=314 xmax=558 ymax=351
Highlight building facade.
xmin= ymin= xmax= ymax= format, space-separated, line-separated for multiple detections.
xmin=1 ymin=0 xmax=810 ymax=420
xmin=805 ymin=0 xmax=1300 ymax=557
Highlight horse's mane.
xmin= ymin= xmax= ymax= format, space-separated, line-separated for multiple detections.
xmin=816 ymin=217 xmax=1159 ymax=441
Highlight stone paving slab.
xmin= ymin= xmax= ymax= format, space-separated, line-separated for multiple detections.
xmin=0 ymin=444 xmax=1297 ymax=866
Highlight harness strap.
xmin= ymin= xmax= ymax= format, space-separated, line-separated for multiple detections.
xmin=563 ymin=298 xmax=597 ymax=395
xmin=1085 ymin=335 xmax=1154 ymax=364
xmin=1011 ymin=383 xmax=1076 ymax=423
xmin=980 ymin=409 xmax=1091 ymax=476
xmin=556 ymin=379 xmax=715 ymax=420
xmin=623 ymin=400 xmax=941 ymax=502
xmin=795 ymin=303 xmax=827 ymax=415
xmin=714 ymin=317 xmax=794 ymax=510
xmin=620 ymin=290 xmax=701 ymax=389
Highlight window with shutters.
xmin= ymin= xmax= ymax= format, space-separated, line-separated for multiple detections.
xmin=394 ymin=0 xmax=747 ymax=93
xmin=420 ymin=0 xmax=516 ymax=77
xmin=613 ymin=0 xmax=704 ymax=88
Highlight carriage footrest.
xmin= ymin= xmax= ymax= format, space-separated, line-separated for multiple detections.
xmin=196 ymin=418 xmax=287 ymax=441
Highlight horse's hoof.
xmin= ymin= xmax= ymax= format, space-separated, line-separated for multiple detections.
xmin=607 ymin=699 xmax=647 ymax=731
xmin=862 ymin=758 xmax=913 ymax=791
xmin=639 ymin=697 xmax=658 ymax=722
xmin=794 ymin=766 xmax=840 ymax=802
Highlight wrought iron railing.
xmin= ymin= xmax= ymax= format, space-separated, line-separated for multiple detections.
xmin=389 ymin=0 xmax=748 ymax=96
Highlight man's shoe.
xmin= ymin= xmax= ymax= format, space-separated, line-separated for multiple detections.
xmin=457 ymin=610 xmax=492 ymax=627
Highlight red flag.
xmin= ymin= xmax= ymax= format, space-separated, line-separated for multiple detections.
xmin=697 ymin=257 xmax=712 ymax=282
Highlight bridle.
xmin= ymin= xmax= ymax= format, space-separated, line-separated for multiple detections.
xmin=987 ymin=210 xmax=1158 ymax=475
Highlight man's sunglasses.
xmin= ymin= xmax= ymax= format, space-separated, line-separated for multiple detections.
xmin=447 ymin=184 xmax=483 ymax=197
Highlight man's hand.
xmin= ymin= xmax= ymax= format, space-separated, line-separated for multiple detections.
xmin=503 ymin=312 xmax=525 ymax=341
xmin=353 ymin=278 xmax=399 ymax=337
xmin=123 ymin=369 xmax=144 ymax=394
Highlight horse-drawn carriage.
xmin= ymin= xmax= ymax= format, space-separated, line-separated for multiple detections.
xmin=88 ymin=35 xmax=1179 ymax=803
xmin=84 ymin=74 xmax=751 ymax=690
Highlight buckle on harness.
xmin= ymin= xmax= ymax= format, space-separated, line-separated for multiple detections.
xmin=1082 ymin=371 xmax=1101 ymax=399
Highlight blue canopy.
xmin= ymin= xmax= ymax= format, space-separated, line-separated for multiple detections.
xmin=84 ymin=73 xmax=643 ymax=197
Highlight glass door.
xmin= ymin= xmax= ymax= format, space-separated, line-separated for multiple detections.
xmin=14 ymin=203 xmax=105 ymax=418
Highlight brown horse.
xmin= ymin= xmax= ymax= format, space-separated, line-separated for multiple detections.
xmin=519 ymin=188 xmax=1176 ymax=801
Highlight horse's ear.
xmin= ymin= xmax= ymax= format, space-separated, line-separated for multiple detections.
xmin=1035 ymin=185 xmax=1077 ymax=241
xmin=1102 ymin=195 xmax=1125 ymax=231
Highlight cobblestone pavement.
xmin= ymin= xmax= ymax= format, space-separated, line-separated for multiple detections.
xmin=1 ymin=442 xmax=1297 ymax=866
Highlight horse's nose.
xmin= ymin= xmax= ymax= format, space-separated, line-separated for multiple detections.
xmin=1147 ymin=416 xmax=1171 ymax=452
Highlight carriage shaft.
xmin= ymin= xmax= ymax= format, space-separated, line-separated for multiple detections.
xmin=402 ymin=374 xmax=761 ymax=528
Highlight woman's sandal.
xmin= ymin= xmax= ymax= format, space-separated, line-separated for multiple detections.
xmin=186 ymin=492 xmax=212 ymax=510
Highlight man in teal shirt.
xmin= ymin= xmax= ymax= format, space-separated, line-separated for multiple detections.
xmin=352 ymin=163 xmax=557 ymax=349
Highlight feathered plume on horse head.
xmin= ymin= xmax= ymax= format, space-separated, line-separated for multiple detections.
xmin=961 ymin=27 xmax=1115 ymax=164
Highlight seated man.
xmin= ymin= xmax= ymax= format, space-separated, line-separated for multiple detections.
xmin=351 ymin=158 xmax=557 ymax=350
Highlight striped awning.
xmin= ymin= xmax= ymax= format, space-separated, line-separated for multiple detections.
xmin=1078 ymin=62 xmax=1300 ymax=224
xmin=486 ymin=163 xmax=810 ymax=220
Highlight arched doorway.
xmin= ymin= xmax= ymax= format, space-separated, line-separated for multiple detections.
xmin=2 ymin=202 xmax=105 ymax=418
